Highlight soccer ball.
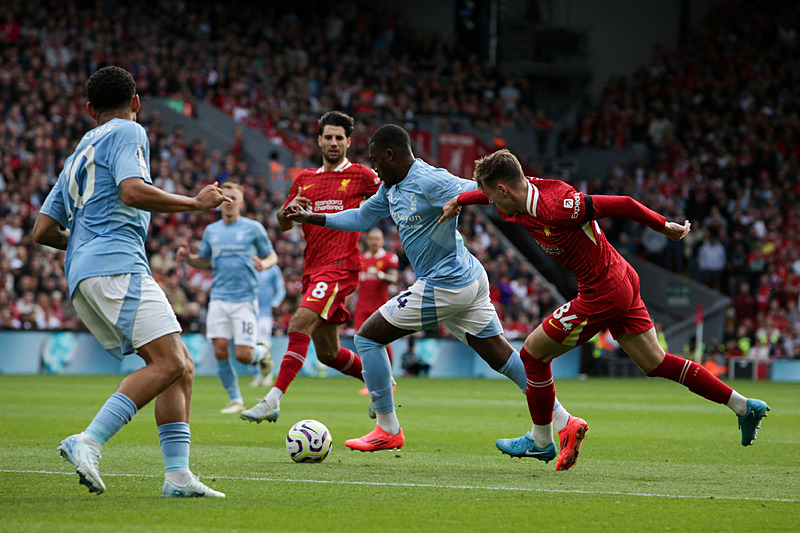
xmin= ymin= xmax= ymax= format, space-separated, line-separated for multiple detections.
xmin=286 ymin=419 xmax=332 ymax=463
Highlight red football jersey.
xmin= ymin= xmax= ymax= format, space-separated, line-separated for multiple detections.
xmin=356 ymin=248 xmax=400 ymax=316
xmin=481 ymin=177 xmax=666 ymax=295
xmin=285 ymin=159 xmax=380 ymax=275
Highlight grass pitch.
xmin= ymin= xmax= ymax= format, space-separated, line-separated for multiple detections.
xmin=0 ymin=374 xmax=797 ymax=532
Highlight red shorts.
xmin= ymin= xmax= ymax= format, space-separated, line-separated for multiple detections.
xmin=300 ymin=270 xmax=359 ymax=325
xmin=541 ymin=265 xmax=653 ymax=347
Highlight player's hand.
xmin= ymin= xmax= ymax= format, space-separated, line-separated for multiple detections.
xmin=661 ymin=219 xmax=691 ymax=241
xmin=176 ymin=245 xmax=190 ymax=262
xmin=195 ymin=181 xmax=231 ymax=210
xmin=291 ymin=194 xmax=311 ymax=209
xmin=438 ymin=196 xmax=462 ymax=224
xmin=253 ymin=255 xmax=266 ymax=271
xmin=285 ymin=203 xmax=313 ymax=223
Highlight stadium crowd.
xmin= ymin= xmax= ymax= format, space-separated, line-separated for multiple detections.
xmin=0 ymin=1 xmax=553 ymax=345
xmin=561 ymin=0 xmax=800 ymax=360
xmin=1 ymin=0 xmax=798 ymax=363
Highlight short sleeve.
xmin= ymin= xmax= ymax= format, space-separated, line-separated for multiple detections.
xmin=283 ymin=179 xmax=300 ymax=208
xmin=361 ymin=166 xmax=381 ymax=196
xmin=199 ymin=228 xmax=212 ymax=259
xmin=254 ymin=222 xmax=274 ymax=257
xmin=111 ymin=122 xmax=151 ymax=186
xmin=386 ymin=252 xmax=400 ymax=270
xmin=40 ymin=175 xmax=69 ymax=227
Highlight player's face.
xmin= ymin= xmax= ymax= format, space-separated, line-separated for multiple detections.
xmin=368 ymin=143 xmax=397 ymax=185
xmin=319 ymin=125 xmax=350 ymax=165
xmin=480 ymin=183 xmax=517 ymax=216
xmin=221 ymin=187 xmax=243 ymax=217
xmin=366 ymin=230 xmax=384 ymax=252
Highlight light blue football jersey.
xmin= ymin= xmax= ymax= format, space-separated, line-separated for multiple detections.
xmin=257 ymin=265 xmax=286 ymax=318
xmin=325 ymin=159 xmax=482 ymax=289
xmin=40 ymin=118 xmax=153 ymax=296
xmin=200 ymin=217 xmax=274 ymax=302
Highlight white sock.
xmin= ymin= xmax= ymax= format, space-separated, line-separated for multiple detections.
xmin=79 ymin=432 xmax=103 ymax=451
xmin=251 ymin=344 xmax=266 ymax=364
xmin=531 ymin=423 xmax=554 ymax=447
xmin=165 ymin=469 xmax=193 ymax=485
xmin=552 ymin=404 xmax=570 ymax=433
xmin=376 ymin=412 xmax=400 ymax=435
xmin=265 ymin=387 xmax=283 ymax=407
xmin=727 ymin=391 xmax=748 ymax=416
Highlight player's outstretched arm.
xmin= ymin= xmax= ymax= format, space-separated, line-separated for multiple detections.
xmin=660 ymin=220 xmax=691 ymax=241
xmin=285 ymin=203 xmax=326 ymax=226
xmin=33 ymin=214 xmax=70 ymax=250
xmin=119 ymin=178 xmax=230 ymax=213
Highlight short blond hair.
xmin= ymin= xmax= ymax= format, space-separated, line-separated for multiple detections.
xmin=220 ymin=181 xmax=244 ymax=202
xmin=473 ymin=149 xmax=525 ymax=189
xmin=221 ymin=182 xmax=242 ymax=192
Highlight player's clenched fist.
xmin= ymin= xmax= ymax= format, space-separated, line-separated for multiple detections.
xmin=195 ymin=181 xmax=232 ymax=210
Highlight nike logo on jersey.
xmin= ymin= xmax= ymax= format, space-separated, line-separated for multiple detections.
xmin=548 ymin=319 xmax=561 ymax=330
xmin=306 ymin=298 xmax=320 ymax=302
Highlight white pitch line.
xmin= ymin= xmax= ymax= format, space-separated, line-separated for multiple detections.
xmin=1 ymin=469 xmax=797 ymax=503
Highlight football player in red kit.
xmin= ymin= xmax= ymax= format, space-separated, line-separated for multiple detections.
xmin=442 ymin=149 xmax=769 ymax=466
xmin=241 ymin=111 xmax=380 ymax=423
xmin=354 ymin=228 xmax=399 ymax=395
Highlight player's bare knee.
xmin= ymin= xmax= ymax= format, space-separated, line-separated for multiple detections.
xmin=159 ymin=352 xmax=188 ymax=383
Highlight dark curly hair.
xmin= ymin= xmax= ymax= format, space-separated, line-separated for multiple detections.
xmin=318 ymin=110 xmax=355 ymax=137
xmin=86 ymin=66 xmax=136 ymax=114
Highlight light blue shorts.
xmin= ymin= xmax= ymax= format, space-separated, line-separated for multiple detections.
xmin=379 ymin=270 xmax=503 ymax=344
xmin=73 ymin=273 xmax=181 ymax=360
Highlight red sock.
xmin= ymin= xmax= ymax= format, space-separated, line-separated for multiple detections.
xmin=326 ymin=347 xmax=364 ymax=381
xmin=274 ymin=332 xmax=311 ymax=393
xmin=520 ymin=346 xmax=555 ymax=425
xmin=647 ymin=353 xmax=733 ymax=404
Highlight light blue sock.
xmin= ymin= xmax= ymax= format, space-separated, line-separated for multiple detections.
xmin=498 ymin=349 xmax=527 ymax=392
xmin=355 ymin=334 xmax=394 ymax=414
xmin=251 ymin=344 xmax=266 ymax=365
xmin=84 ymin=392 xmax=138 ymax=446
xmin=217 ymin=358 xmax=242 ymax=402
xmin=158 ymin=422 xmax=191 ymax=472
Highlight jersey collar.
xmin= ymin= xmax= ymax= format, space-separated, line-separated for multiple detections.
xmin=365 ymin=248 xmax=387 ymax=259
xmin=525 ymin=179 xmax=540 ymax=216
xmin=317 ymin=158 xmax=352 ymax=173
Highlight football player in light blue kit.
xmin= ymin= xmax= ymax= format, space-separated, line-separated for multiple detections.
xmin=33 ymin=66 xmax=227 ymax=497
xmin=286 ymin=125 xmax=585 ymax=462
xmin=253 ymin=264 xmax=287 ymax=387
xmin=177 ymin=182 xmax=277 ymax=412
